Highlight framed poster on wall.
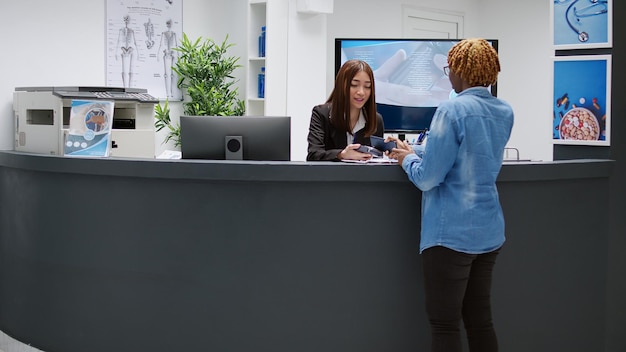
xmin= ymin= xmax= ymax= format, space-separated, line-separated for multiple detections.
xmin=552 ymin=55 xmax=611 ymax=146
xmin=551 ymin=0 xmax=612 ymax=50
xmin=105 ymin=0 xmax=183 ymax=100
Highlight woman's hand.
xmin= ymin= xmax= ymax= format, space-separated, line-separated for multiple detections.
xmin=337 ymin=144 xmax=372 ymax=161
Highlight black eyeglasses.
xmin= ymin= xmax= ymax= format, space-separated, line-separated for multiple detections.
xmin=443 ymin=66 xmax=450 ymax=76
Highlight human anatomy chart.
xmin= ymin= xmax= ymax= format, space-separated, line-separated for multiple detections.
xmin=106 ymin=0 xmax=183 ymax=100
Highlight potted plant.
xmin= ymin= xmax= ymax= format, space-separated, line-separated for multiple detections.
xmin=155 ymin=33 xmax=245 ymax=147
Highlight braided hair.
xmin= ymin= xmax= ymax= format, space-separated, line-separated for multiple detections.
xmin=448 ymin=38 xmax=500 ymax=87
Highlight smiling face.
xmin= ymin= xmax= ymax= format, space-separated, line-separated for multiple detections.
xmin=329 ymin=60 xmax=379 ymax=135
xmin=349 ymin=70 xmax=372 ymax=113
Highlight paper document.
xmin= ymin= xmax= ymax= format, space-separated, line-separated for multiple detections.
xmin=341 ymin=157 xmax=398 ymax=164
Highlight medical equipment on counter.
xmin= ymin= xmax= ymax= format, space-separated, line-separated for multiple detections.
xmin=13 ymin=86 xmax=159 ymax=158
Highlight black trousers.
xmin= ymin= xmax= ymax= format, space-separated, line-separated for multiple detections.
xmin=422 ymin=245 xmax=501 ymax=352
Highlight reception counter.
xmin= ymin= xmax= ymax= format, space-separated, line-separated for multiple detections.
xmin=0 ymin=151 xmax=614 ymax=352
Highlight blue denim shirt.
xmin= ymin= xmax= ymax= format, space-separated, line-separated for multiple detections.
xmin=402 ymin=87 xmax=514 ymax=254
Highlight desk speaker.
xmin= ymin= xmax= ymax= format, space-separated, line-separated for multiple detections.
xmin=225 ymin=135 xmax=243 ymax=160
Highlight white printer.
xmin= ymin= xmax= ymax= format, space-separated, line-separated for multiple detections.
xmin=13 ymin=86 xmax=159 ymax=158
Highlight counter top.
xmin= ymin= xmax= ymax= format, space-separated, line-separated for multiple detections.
xmin=0 ymin=150 xmax=614 ymax=183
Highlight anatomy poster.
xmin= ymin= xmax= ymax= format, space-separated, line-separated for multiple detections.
xmin=551 ymin=0 xmax=612 ymax=49
xmin=106 ymin=0 xmax=183 ymax=100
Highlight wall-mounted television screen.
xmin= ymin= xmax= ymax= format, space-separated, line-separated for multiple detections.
xmin=335 ymin=38 xmax=498 ymax=133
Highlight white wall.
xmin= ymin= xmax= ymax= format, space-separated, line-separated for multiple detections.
xmin=0 ymin=0 xmax=103 ymax=150
xmin=0 ymin=0 xmax=553 ymax=162
xmin=471 ymin=0 xmax=552 ymax=162
xmin=286 ymin=3 xmax=329 ymax=161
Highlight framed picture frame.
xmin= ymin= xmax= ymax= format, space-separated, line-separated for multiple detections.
xmin=552 ymin=55 xmax=611 ymax=146
xmin=105 ymin=0 xmax=184 ymax=100
xmin=551 ymin=0 xmax=612 ymax=50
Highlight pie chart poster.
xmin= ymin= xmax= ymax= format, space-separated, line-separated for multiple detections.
xmin=553 ymin=55 xmax=611 ymax=145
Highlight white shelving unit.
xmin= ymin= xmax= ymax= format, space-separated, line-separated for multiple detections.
xmin=246 ymin=0 xmax=289 ymax=117
xmin=247 ymin=0 xmax=267 ymax=116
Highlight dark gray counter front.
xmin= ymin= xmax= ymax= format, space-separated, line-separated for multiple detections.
xmin=0 ymin=151 xmax=614 ymax=352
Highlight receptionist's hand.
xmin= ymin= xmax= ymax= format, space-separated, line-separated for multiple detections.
xmin=338 ymin=144 xmax=373 ymax=161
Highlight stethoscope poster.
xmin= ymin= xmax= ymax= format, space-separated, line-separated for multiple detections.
xmin=551 ymin=0 xmax=612 ymax=49
xmin=553 ymin=55 xmax=611 ymax=146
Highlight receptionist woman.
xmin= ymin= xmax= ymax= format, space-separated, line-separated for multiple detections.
xmin=306 ymin=59 xmax=384 ymax=161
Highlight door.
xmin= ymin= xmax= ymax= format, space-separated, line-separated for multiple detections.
xmin=402 ymin=6 xmax=464 ymax=39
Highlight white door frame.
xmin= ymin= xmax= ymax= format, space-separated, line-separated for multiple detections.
xmin=402 ymin=5 xmax=464 ymax=39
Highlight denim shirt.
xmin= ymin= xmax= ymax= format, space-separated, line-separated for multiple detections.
xmin=402 ymin=87 xmax=514 ymax=254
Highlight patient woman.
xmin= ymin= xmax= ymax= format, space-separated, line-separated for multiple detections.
xmin=306 ymin=59 xmax=384 ymax=161
xmin=388 ymin=38 xmax=513 ymax=352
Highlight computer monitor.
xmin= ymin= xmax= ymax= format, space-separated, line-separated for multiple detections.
xmin=335 ymin=38 xmax=498 ymax=133
xmin=180 ymin=115 xmax=291 ymax=161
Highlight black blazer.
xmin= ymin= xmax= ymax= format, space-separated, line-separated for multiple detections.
xmin=306 ymin=103 xmax=385 ymax=161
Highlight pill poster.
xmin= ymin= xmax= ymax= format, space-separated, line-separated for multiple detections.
xmin=553 ymin=55 xmax=611 ymax=146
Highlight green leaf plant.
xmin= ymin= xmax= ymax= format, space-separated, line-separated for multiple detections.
xmin=154 ymin=99 xmax=181 ymax=147
xmin=154 ymin=33 xmax=245 ymax=147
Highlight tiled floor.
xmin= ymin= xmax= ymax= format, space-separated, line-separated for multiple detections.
xmin=0 ymin=330 xmax=44 ymax=352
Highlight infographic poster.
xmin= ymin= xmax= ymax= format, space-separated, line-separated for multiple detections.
xmin=64 ymin=100 xmax=115 ymax=157
xmin=106 ymin=0 xmax=183 ymax=100
xmin=552 ymin=55 xmax=611 ymax=146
